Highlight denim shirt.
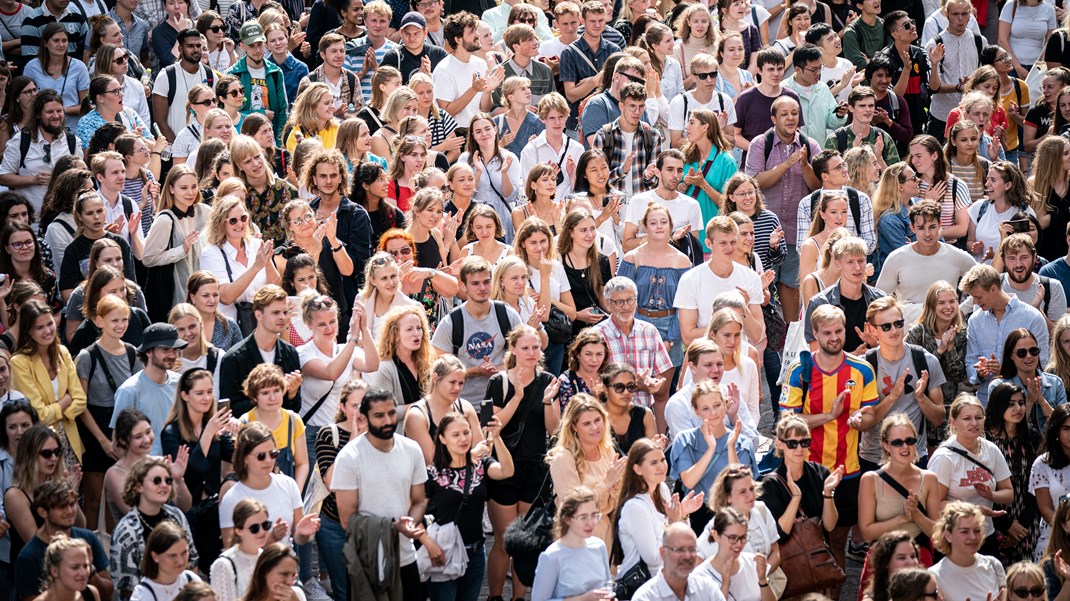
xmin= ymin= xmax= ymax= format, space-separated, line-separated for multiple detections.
xmin=267 ymin=52 xmax=309 ymax=107
xmin=989 ymin=371 xmax=1067 ymax=433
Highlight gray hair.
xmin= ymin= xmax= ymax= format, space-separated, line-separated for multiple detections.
xmin=603 ymin=276 xmax=637 ymax=299
xmin=711 ymin=292 xmax=746 ymax=313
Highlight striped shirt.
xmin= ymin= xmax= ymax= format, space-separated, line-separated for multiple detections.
xmin=751 ymin=209 xmax=787 ymax=270
xmin=20 ymin=5 xmax=89 ymax=63
xmin=917 ymin=175 xmax=972 ymax=236
xmin=344 ymin=36 xmax=399 ymax=102
xmin=123 ymin=171 xmax=157 ymax=237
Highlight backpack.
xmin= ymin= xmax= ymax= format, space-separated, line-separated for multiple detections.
xmin=87 ymin=343 xmax=137 ymax=393
xmin=450 ymin=301 xmax=514 ymax=356
xmin=808 ymin=187 xmax=864 ymax=236
xmin=19 ymin=129 xmax=76 ymax=169
xmin=762 ymin=128 xmax=813 ymax=165
xmin=309 ymin=68 xmax=357 ymax=102
xmin=864 ymin=345 xmax=929 ymax=391
xmin=682 ymin=91 xmax=727 ymax=126
xmin=165 ymin=63 xmax=216 ymax=107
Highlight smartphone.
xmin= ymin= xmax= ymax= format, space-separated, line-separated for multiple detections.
xmin=1009 ymin=219 xmax=1031 ymax=233
xmin=480 ymin=399 xmax=494 ymax=426
xmin=591 ymin=307 xmax=603 ymax=316
xmin=217 ymin=398 xmax=231 ymax=413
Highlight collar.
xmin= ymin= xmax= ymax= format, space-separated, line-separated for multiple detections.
xmin=172 ymin=203 xmax=195 ymax=218
xmin=508 ymin=58 xmax=530 ymax=76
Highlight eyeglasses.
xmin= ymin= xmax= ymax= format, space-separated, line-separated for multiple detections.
xmin=103 ymin=87 xmax=123 ymax=97
xmin=1011 ymin=588 xmax=1046 ymax=599
xmin=800 ymin=65 xmax=822 ymax=76
xmin=722 ymin=533 xmax=747 ymax=544
xmin=780 ymin=438 xmax=811 ymax=449
xmin=872 ymin=319 xmax=905 ymax=332
xmin=39 ymin=448 xmax=61 ymax=459
xmin=416 ymin=0 xmax=438 ymax=7
xmin=621 ymin=72 xmax=645 ymax=85
xmin=516 ymin=15 xmax=537 ymax=23
xmin=998 ymin=54 xmax=1013 ymax=64
xmin=208 ymin=24 xmax=224 ymax=32
xmin=921 ymin=591 xmax=940 ymax=599
xmin=665 ymin=545 xmax=698 ymax=555
xmin=693 ymin=71 xmax=716 ymax=80
xmin=149 ymin=475 xmax=174 ymax=486
xmin=19 ymin=87 xmax=37 ymax=96
xmin=573 ymin=512 xmax=602 ymax=522
xmin=896 ymin=19 xmax=915 ymax=30
xmin=227 ymin=214 xmax=249 ymax=226
xmin=887 ymin=437 xmax=918 ymax=447
xmin=388 ymin=246 xmax=414 ymax=257
xmin=610 ymin=382 xmax=639 ymax=393
xmin=227 ymin=87 xmax=245 ymax=98
xmin=732 ymin=189 xmax=757 ymax=199
xmin=8 ymin=239 xmax=34 ymax=250
xmin=113 ymin=54 xmax=128 ymax=64
xmin=290 ymin=212 xmax=316 ymax=226
xmin=255 ymin=449 xmax=281 ymax=461
xmin=898 ymin=173 xmax=921 ymax=183
xmin=244 ymin=520 xmax=274 ymax=534
xmin=609 ymin=297 xmax=637 ymax=308
xmin=192 ymin=98 xmax=215 ymax=106
xmin=1015 ymin=347 xmax=1041 ymax=359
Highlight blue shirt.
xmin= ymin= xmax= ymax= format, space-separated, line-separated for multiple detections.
xmin=668 ymin=426 xmax=759 ymax=496
xmin=110 ymin=370 xmax=181 ymax=455
xmin=268 ymin=52 xmax=309 ymax=106
xmin=531 ymin=538 xmax=612 ymax=601
xmin=344 ymin=37 xmax=399 ymax=102
xmin=108 ymin=8 xmax=149 ymax=58
xmin=1040 ymin=257 xmax=1070 ymax=299
xmin=559 ymin=35 xmax=620 ymax=124
xmin=76 ymin=108 xmax=151 ymax=149
xmin=966 ymin=295 xmax=1049 ymax=404
xmin=24 ymin=57 xmax=90 ymax=131
xmin=990 ymin=372 xmax=1067 ymax=431
xmin=874 ymin=204 xmax=916 ymax=275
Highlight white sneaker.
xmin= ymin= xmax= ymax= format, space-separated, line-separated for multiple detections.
xmin=304 ymin=579 xmax=332 ymax=601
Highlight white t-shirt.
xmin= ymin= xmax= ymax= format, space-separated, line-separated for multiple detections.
xmin=967 ymin=201 xmax=1036 ymax=265
xmin=297 ymin=341 xmax=356 ymax=428
xmin=821 ymin=57 xmax=855 ymax=102
xmin=667 ymin=91 xmax=738 ymax=133
xmin=697 ymin=501 xmax=779 ymax=559
xmin=537 ymin=37 xmax=568 ymax=60
xmin=129 ymin=572 xmax=201 ymax=601
xmin=694 ymin=552 xmax=766 ymax=601
xmin=152 ymin=64 xmax=214 ymax=141
xmin=625 ymin=190 xmax=704 ymax=240
xmin=1029 ymin=454 xmax=1070 ymax=560
xmin=530 ymin=260 xmax=571 ymax=302
xmin=247 ymin=65 xmax=267 ymax=112
xmin=200 ymin=237 xmax=270 ymax=320
xmin=219 ymin=473 xmax=303 ymax=536
xmin=875 ymin=243 xmax=979 ymax=307
xmin=929 ymin=554 xmax=1006 ymax=601
xmin=927 ymin=439 xmax=1012 ymax=537
xmin=331 ymin=434 xmax=428 ymax=566
xmin=721 ymin=356 xmax=761 ymax=429
xmin=431 ymin=54 xmax=488 ymax=127
xmin=999 ymin=1 xmax=1058 ymax=69
xmin=172 ymin=121 xmax=202 ymax=160
xmin=673 ymin=263 xmax=764 ymax=330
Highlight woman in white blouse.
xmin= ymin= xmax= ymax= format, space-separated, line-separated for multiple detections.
xmin=357 ymin=252 xmax=420 ymax=340
xmin=173 ymin=84 xmax=216 ymax=165
xmin=513 ymin=217 xmax=575 ymax=376
xmin=210 ymin=499 xmax=271 ymax=601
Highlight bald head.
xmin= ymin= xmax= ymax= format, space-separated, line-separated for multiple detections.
xmin=660 ymin=522 xmax=700 ymax=582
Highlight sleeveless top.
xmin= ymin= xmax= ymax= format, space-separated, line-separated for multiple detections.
xmin=414 ymin=235 xmax=443 ymax=270
xmin=413 ymin=397 xmax=465 ymax=440
xmin=873 ymin=470 xmax=928 ymax=540
xmin=611 ymin=405 xmax=648 ymax=455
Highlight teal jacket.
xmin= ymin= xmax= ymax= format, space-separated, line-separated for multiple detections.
xmin=783 ymin=77 xmax=848 ymax=144
xmin=228 ymin=56 xmax=287 ymax=143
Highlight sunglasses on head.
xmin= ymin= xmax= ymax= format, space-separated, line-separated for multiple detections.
xmin=1015 ymin=347 xmax=1041 ymax=359
xmin=780 ymin=438 xmax=811 ymax=449
xmin=610 ymin=382 xmax=638 ymax=393
xmin=872 ymin=319 xmax=905 ymax=332
xmin=1011 ymin=587 xmax=1045 ymax=598
xmin=149 ymin=475 xmax=174 ymax=486
xmin=227 ymin=214 xmax=249 ymax=226
xmin=39 ymin=448 xmax=61 ymax=459
xmin=255 ymin=449 xmax=281 ymax=461
xmin=887 ymin=437 xmax=917 ymax=447
xmin=244 ymin=520 xmax=274 ymax=534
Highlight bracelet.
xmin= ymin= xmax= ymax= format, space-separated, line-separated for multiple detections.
xmin=151 ymin=151 xmax=162 ymax=156
xmin=759 ymin=582 xmax=769 ymax=588
xmin=332 ymin=242 xmax=344 ymax=252
xmin=823 ymin=491 xmax=835 ymax=499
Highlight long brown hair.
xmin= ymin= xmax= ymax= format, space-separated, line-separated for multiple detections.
xmin=612 ymin=438 xmax=667 ymax=564
xmin=682 ymin=108 xmax=731 ymax=163
xmin=556 ymin=208 xmax=605 ymax=307
xmin=241 ymin=543 xmax=299 ymax=601
xmin=14 ymin=300 xmax=58 ymax=368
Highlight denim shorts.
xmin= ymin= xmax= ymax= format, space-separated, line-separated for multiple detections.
xmin=640 ymin=313 xmax=683 ymax=366
xmin=774 ymin=245 xmax=801 ymax=288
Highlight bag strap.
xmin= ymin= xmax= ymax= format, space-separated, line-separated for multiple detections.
xmin=450 ymin=306 xmax=465 ymax=355
xmin=137 ymin=582 xmax=158 ymax=601
xmin=330 ymin=422 xmax=340 ymax=448
xmin=942 ymin=444 xmax=995 ymax=476
xmin=220 ymin=245 xmax=237 ymax=283
xmin=456 ymin=463 xmax=475 ymax=515
xmin=876 ymin=469 xmax=928 ymax=515
xmin=492 ymin=301 xmax=513 ymax=341
xmin=302 ymin=377 xmax=336 ymax=423
xmin=89 ymin=343 xmax=123 ymax=392
xmin=685 ymin=153 xmax=716 ymax=198
xmin=206 ymin=346 xmax=219 ymax=373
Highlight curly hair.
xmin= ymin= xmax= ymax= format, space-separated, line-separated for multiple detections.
xmin=301 ymin=149 xmax=349 ymax=198
xmin=376 ymin=305 xmax=433 ymax=394
xmin=931 ymin=500 xmax=983 ymax=555
xmin=121 ymin=456 xmax=172 ymax=508
xmin=566 ymin=329 xmax=610 ymax=374
xmin=865 ymin=530 xmax=917 ymax=601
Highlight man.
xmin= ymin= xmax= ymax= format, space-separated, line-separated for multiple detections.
xmin=594 ymin=276 xmax=675 ymax=430
xmin=90 ymin=151 xmax=142 ymax=253
xmin=857 ymin=296 xmax=946 ymax=472
xmin=862 ymin=56 xmax=914 ymax=156
xmin=804 ymin=236 xmax=887 ymax=354
xmin=1040 ymin=223 xmax=1070 ymax=296
xmin=19 ymin=0 xmax=89 ymax=68
xmin=152 ymin=29 xmax=215 ymax=145
xmin=795 ymin=150 xmax=877 ymax=254
xmin=559 ymin=1 xmax=620 ymax=126
xmin=108 ymin=0 xmax=149 ymax=65
xmin=229 ymin=21 xmax=288 ymax=143
xmin=333 ymin=387 xmax=428 ymax=601
xmin=960 ymin=264 xmax=1049 ymax=405
xmin=806 ymin=23 xmax=859 ymax=101
xmin=995 ymin=234 xmax=1067 ymax=328
xmin=110 ymin=323 xmax=186 ymax=455
xmin=622 ymin=149 xmax=704 ymax=252
xmin=0 ymin=90 xmax=79 ymax=213
xmin=923 ymin=0 xmax=983 ymax=141
xmin=381 ymin=11 xmax=447 ymax=84
xmin=920 ymin=0 xmax=982 ymax=47
xmin=414 ymin=0 xmax=444 ymax=45
xmin=298 ymin=33 xmax=366 ymax=117
xmin=632 ymin=523 xmax=727 ymax=601
xmin=235 ymin=138 xmax=299 ymax=245
xmin=520 ymin=92 xmax=586 ymax=198
xmin=667 ymin=52 xmax=737 ymax=149
xmin=219 ymin=285 xmax=303 ymax=416
xmin=664 ymin=338 xmax=759 ymax=443
xmin=14 ymin=481 xmax=112 ymax=601
xmin=824 ymin=87 xmax=900 ymax=167
xmin=225 ymin=0 xmax=266 ymax=41
xmin=733 ymin=49 xmax=802 ymax=159
xmin=674 ymin=216 xmax=765 ymax=346
xmin=783 ymin=43 xmax=846 ymax=143
xmin=744 ymin=95 xmax=820 ymax=322
xmin=347 ymin=0 xmax=400 ymax=101
xmin=492 ymin=24 xmax=554 ymax=106
xmin=536 ymin=0 xmax=579 ymax=77
xmin=309 ymin=150 xmax=374 ymax=292
xmin=432 ymin=11 xmax=502 ymax=128
xmin=874 ymin=10 xmax=929 ymax=141
xmin=580 ymin=55 xmax=650 ymax=148
xmin=875 ymin=199 xmax=977 ymax=321
xmin=781 ymin=303 xmax=877 ymax=572
xmin=432 ymin=257 xmax=523 ymax=401
xmin=842 ymin=0 xmax=886 ymax=70
xmin=482 ymin=0 xmax=552 ymax=41
xmin=590 ymin=82 xmax=664 ymax=197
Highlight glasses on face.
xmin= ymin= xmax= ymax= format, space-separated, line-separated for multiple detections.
xmin=692 ymin=71 xmax=716 ymax=80
xmin=244 ymin=520 xmax=274 ymax=534
xmin=416 ymin=0 xmax=438 ymax=6
xmin=896 ymin=19 xmax=915 ymax=30
xmin=192 ymin=98 xmax=215 ymax=106
xmin=722 ymin=533 xmax=747 ymax=544
xmin=149 ymin=475 xmax=174 ymax=486
xmin=255 ymin=449 xmax=281 ymax=461
xmin=801 ymin=65 xmax=822 ymax=76
xmin=1015 ymin=346 xmax=1042 ymax=359
xmin=732 ymin=189 xmax=757 ymax=199
xmin=388 ymin=246 xmax=414 ymax=257
xmin=574 ymin=512 xmax=602 ymax=522
xmin=516 ymin=15 xmax=536 ymax=23
xmin=1011 ymin=588 xmax=1045 ymax=599
xmin=20 ymin=87 xmax=37 ymax=97
xmin=610 ymin=297 xmax=637 ymax=308
xmin=998 ymin=54 xmax=1013 ymax=64
xmin=227 ymin=87 xmax=245 ymax=98
xmin=610 ymin=382 xmax=639 ymax=393
xmin=665 ymin=545 xmax=698 ymax=555
xmin=39 ymin=448 xmax=61 ymax=459
xmin=208 ymin=24 xmax=224 ymax=32
xmin=113 ymin=54 xmax=128 ymax=64
xmin=898 ymin=173 xmax=921 ymax=183
xmin=8 ymin=239 xmax=34 ymax=250
xmin=290 ymin=212 xmax=316 ymax=226
xmin=780 ymin=438 xmax=811 ymax=449
xmin=227 ymin=214 xmax=249 ymax=226
xmin=621 ymin=72 xmax=645 ymax=85
xmin=887 ymin=437 xmax=918 ymax=447
xmin=103 ymin=87 xmax=123 ymax=97
xmin=872 ymin=319 xmax=905 ymax=332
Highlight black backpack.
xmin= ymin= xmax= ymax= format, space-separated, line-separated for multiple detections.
xmin=931 ymin=31 xmax=985 ymax=77
xmin=19 ymin=129 xmax=76 ymax=169
xmin=865 ymin=344 xmax=929 ymax=390
xmin=164 ymin=63 xmax=217 ymax=107
xmin=806 ymin=187 xmax=863 ymax=237
xmin=450 ymin=301 xmax=513 ymax=356
xmin=762 ymin=128 xmax=813 ymax=164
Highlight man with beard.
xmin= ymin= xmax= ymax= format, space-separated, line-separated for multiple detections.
xmin=228 ymin=21 xmax=288 ymax=143
xmin=632 ymin=523 xmax=725 ymax=601
xmin=219 ymin=285 xmax=303 ymax=417
xmin=152 ymin=28 xmax=216 ymax=145
xmin=804 ymin=236 xmax=887 ymax=355
xmin=622 ymin=149 xmax=704 ymax=253
xmin=432 ymin=10 xmax=503 ymax=128
xmin=994 ymin=234 xmax=1066 ymax=329
xmin=110 ymin=323 xmax=187 ymax=456
xmin=0 ymin=90 xmax=79 ymax=213
xmin=297 ymin=33 xmax=365 ymax=118
xmin=333 ymin=386 xmax=428 ymax=601
xmin=781 ymin=303 xmax=878 ymax=572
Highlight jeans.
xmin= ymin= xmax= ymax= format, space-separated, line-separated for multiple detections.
xmin=306 ymin=425 xmax=321 ymax=471
xmin=425 ymin=541 xmax=486 ymax=601
xmin=545 ymin=342 xmax=565 ymax=376
xmin=763 ymin=347 xmax=782 ymax=420
xmin=298 ymin=539 xmax=313 ymax=582
xmin=316 ymin=516 xmax=349 ymax=601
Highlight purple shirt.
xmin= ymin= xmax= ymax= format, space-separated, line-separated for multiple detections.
xmin=744 ymin=130 xmax=821 ymax=244
xmin=734 ymin=86 xmax=803 ymax=145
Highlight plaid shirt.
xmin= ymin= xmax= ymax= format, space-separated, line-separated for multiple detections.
xmin=593 ymin=317 xmax=674 ymax=408
xmin=591 ymin=119 xmax=664 ymax=197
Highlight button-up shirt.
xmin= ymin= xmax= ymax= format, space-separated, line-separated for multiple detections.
xmin=593 ymin=317 xmax=674 ymax=408
xmin=0 ymin=128 xmax=80 ymax=212
xmin=966 ymin=295 xmax=1050 ymax=404
xmin=744 ymin=130 xmax=821 ymax=245
xmin=591 ymin=119 xmax=664 ymax=197
xmin=482 ymin=0 xmax=553 ymax=41
xmin=632 ymin=571 xmax=727 ymax=601
xmin=924 ymin=29 xmax=981 ymax=120
xmin=519 ymin=132 xmax=585 ymax=198
xmin=795 ymin=186 xmax=877 ymax=254
xmin=108 ymin=8 xmax=148 ymax=59
xmin=136 ymin=0 xmax=200 ymax=31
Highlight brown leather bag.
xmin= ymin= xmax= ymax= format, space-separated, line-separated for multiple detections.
xmin=777 ymin=482 xmax=846 ymax=598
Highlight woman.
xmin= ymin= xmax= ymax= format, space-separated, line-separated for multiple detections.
xmin=798 ymin=192 xmax=850 ymax=287
xmin=37 ymin=536 xmax=98 ymax=601
xmin=404 ymin=355 xmax=482 ymax=464
xmin=151 ymin=0 xmax=194 ymax=67
xmin=905 ymin=281 xmax=968 ymax=448
xmin=1005 ymin=563 xmax=1049 ymax=601
xmin=128 ymin=522 xmax=201 ymax=601
xmin=887 ymin=568 xmax=944 ymax=601
xmin=3 ymin=425 xmax=73 ymax=567
xmin=573 ymin=149 xmax=625 ymax=252
xmin=142 ymin=165 xmax=210 ymax=322
xmin=42 ymin=167 xmax=92 ymax=274
xmin=169 ymin=303 xmax=222 ymax=388
xmin=459 ymin=202 xmax=511 ymax=267
xmin=600 ymin=363 xmax=659 ymax=455
xmin=10 ymin=300 xmax=86 ymax=466
xmin=104 ymin=409 xmax=154 ymax=521
xmin=945 ymin=119 xmax=989 ymax=205
xmin=461 ymin=114 xmax=521 ymax=241
xmin=197 ymin=11 xmax=236 ymax=72
xmin=860 ymin=531 xmax=921 ymax=601
xmin=355 ymin=66 xmax=401 ymax=136
xmin=928 ymin=394 xmax=1014 ymax=556
xmin=675 ymin=4 xmax=717 ymax=85
xmin=215 ymin=76 xmax=246 ymax=131
xmin=210 ymin=499 xmax=271 ymax=601
xmin=513 ymin=218 xmax=576 ymax=375
xmin=718 ymin=0 xmax=761 ymax=71
xmin=24 ymin=24 xmax=90 ymax=131
xmin=556 ymin=330 xmax=609 ymax=410
xmin=559 ymin=208 xmax=611 ymax=335
xmin=350 ymin=161 xmax=405 ymax=248
xmin=486 ymin=325 xmax=562 ymax=601
xmin=118 ymin=133 xmax=165 ymax=238
xmin=365 ymin=304 xmax=433 ymax=412
xmin=490 ymin=256 xmax=548 ymax=342
xmin=378 ymin=227 xmax=455 ymax=330
xmin=171 ymin=85 xmax=216 ymax=166
xmin=369 ymin=86 xmax=418 ymax=160
xmin=335 ymin=118 xmax=381 ymax=175
xmin=992 ymin=328 xmax=1067 ymax=435
xmin=982 ymin=382 xmax=1038 ymax=565
xmin=186 ymin=271 xmax=244 ymax=351
xmin=272 ymin=199 xmax=353 ymax=328
xmin=408 ymin=73 xmax=461 ymax=160
xmin=1052 ymin=316 xmax=1070 ymax=391
xmin=242 ymin=113 xmax=290 ymax=178
xmin=715 ymin=31 xmax=756 ymax=103
xmin=695 ymin=507 xmax=776 ymax=601
xmin=872 ymin=163 xmax=921 ymax=275
xmin=928 ymin=501 xmax=1007 ymax=601
xmin=285 ymin=83 xmax=340 ymax=153
xmin=405 ymin=188 xmax=461 ymax=302
xmin=636 ymin=23 xmax=684 ymax=103
xmin=357 ymin=252 xmax=420 ymax=340
xmin=239 ymin=544 xmax=305 ymax=601
xmin=907 ymin=135 xmax=972 ymax=246
xmin=773 ymin=3 xmax=812 ymax=58
xmin=91 ymin=44 xmax=149 ymax=127
xmin=548 ymin=395 xmax=626 ymax=547
xmin=386 ymin=135 xmax=428 ymax=213
xmin=0 ymin=400 xmax=35 ymax=579
xmin=495 ymin=77 xmax=544 ymax=159
xmin=845 ymin=146 xmax=882 ymax=197
xmin=67 ymin=266 xmax=150 ymax=357
xmin=967 ymin=161 xmax=1036 ymax=263
xmin=238 ymin=364 xmax=308 ymax=495
xmin=1 ymin=222 xmax=59 ymax=312
xmin=999 ymin=0 xmax=1057 ymax=80
xmin=57 ymin=190 xmax=138 ymax=303
xmin=513 ymin=163 xmax=563 ymax=235
xmin=723 ymin=174 xmax=786 ymax=278
xmin=530 ymin=487 xmax=613 ymax=601
xmin=1030 ymin=403 xmax=1070 ymax=565
xmin=423 ymin=411 xmax=513 ymax=601
xmin=0 ymin=77 xmax=37 ymax=155
xmin=76 ymin=75 xmax=150 ymax=152
xmin=1030 ymin=136 xmax=1070 ymax=261
xmin=61 ymin=238 xmax=144 ymax=343
xmin=682 ymin=111 xmax=738 ymax=238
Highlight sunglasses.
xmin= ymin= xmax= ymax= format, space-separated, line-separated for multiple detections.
xmin=610 ymin=382 xmax=638 ymax=393
xmin=39 ymin=448 xmax=62 ymax=459
xmin=516 ymin=16 xmax=536 ymax=23
xmin=227 ymin=214 xmax=249 ymax=226
xmin=780 ymin=438 xmax=811 ymax=449
xmin=898 ymin=173 xmax=921 ymax=184
xmin=208 ymin=24 xmax=224 ymax=32
xmin=149 ymin=475 xmax=174 ymax=486
xmin=113 ymin=54 xmax=128 ymax=64
xmin=244 ymin=520 xmax=274 ymax=534
xmin=192 ymin=98 xmax=214 ymax=106
xmin=872 ymin=319 xmax=905 ymax=332
xmin=1011 ymin=588 xmax=1045 ymax=598
xmin=621 ymin=72 xmax=645 ymax=85
xmin=227 ymin=87 xmax=245 ymax=98
xmin=1014 ymin=347 xmax=1041 ymax=359
xmin=897 ymin=19 xmax=915 ymax=30
xmin=887 ymin=437 xmax=917 ymax=447
xmin=693 ymin=71 xmax=716 ymax=80
xmin=255 ymin=449 xmax=281 ymax=461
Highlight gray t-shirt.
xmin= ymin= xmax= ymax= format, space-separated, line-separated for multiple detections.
xmin=860 ymin=346 xmax=946 ymax=464
xmin=1005 ymin=274 xmax=1068 ymax=324
xmin=430 ymin=302 xmax=522 ymax=401
xmin=74 ymin=343 xmax=144 ymax=408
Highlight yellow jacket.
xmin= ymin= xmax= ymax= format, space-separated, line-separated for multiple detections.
xmin=10 ymin=346 xmax=87 ymax=460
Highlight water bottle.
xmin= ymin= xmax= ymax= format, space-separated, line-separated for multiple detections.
xmin=346 ymin=103 xmax=357 ymax=119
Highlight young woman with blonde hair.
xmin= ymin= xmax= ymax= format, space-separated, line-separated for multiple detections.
xmin=369 ymin=86 xmax=419 ymax=159
xmin=201 ymin=195 xmax=279 ymax=330
xmin=365 ymin=304 xmax=435 ymax=411
xmin=142 ymin=165 xmax=210 ymax=319
xmin=844 ymin=145 xmax=881 ymax=197
xmin=335 ymin=118 xmax=385 ymax=175
xmin=408 ymin=73 xmax=462 ymax=161
xmin=1029 ymin=135 xmax=1070 ymax=259
xmin=491 ymin=255 xmax=547 ymax=329
xmin=512 ymin=217 xmax=576 ymax=375
xmin=1049 ymin=316 xmax=1070 ymax=392
xmin=37 ymin=535 xmax=99 ymax=601
xmin=798 ymin=192 xmax=851 ymax=287
xmin=404 ymin=354 xmax=485 ymax=464
xmin=871 ymin=162 xmax=922 ymax=275
xmin=172 ymin=84 xmax=216 ymax=165
xmin=929 ymin=501 xmax=1007 ymax=601
xmin=357 ymin=252 xmax=420 ymax=340
xmin=355 ymin=66 xmax=402 ymax=136
xmin=285 ymin=83 xmax=340 ymax=153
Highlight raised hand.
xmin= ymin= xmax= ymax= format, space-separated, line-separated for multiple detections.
xmin=182 ymin=230 xmax=200 ymax=253
xmin=915 ymin=370 xmax=929 ymax=400
xmin=543 ymin=376 xmax=562 ymax=404
xmin=824 ymin=465 xmax=844 ymax=493
xmin=924 ymin=180 xmax=947 ymax=201
xmin=848 ymin=406 xmax=873 ymax=430
xmin=769 ymin=226 xmax=784 ymax=248
xmin=168 ymin=444 xmax=190 ymax=480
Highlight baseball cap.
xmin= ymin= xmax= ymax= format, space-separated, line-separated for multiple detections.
xmin=240 ymin=21 xmax=266 ymax=45
xmin=400 ymin=11 xmax=427 ymax=30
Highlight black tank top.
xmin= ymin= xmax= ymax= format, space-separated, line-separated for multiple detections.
xmin=414 ymin=235 xmax=442 ymax=270
xmin=611 ymin=406 xmax=649 ymax=455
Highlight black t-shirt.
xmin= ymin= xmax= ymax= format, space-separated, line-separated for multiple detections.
xmin=59 ymin=233 xmax=137 ymax=292
xmin=840 ymin=292 xmax=868 ymax=352
xmin=758 ymin=461 xmax=831 ymax=542
xmin=14 ymin=527 xmax=108 ymax=598
xmin=488 ymin=371 xmax=555 ymax=464
xmin=562 ymin=253 xmax=612 ymax=334
xmin=367 ymin=203 xmax=406 ymax=249
xmin=425 ymin=455 xmax=496 ymax=544
xmin=1040 ymin=186 xmax=1070 ymax=261
xmin=1027 ymin=104 xmax=1053 ymax=136
xmin=380 ymin=43 xmax=448 ymax=84
xmin=1047 ymin=30 xmax=1070 ymax=66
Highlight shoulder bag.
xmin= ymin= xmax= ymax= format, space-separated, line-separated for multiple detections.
xmin=503 ymin=469 xmax=555 ymax=587
xmin=777 ymin=474 xmax=846 ymax=598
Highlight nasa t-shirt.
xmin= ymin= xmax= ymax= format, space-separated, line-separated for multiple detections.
xmin=430 ymin=303 xmax=523 ymax=401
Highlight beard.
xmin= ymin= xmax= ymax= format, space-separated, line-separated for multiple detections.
xmin=41 ymin=121 xmax=64 ymax=136
xmin=1008 ymin=267 xmax=1033 ymax=284
xmin=463 ymin=40 xmax=481 ymax=53
xmin=367 ymin=421 xmax=396 ymax=440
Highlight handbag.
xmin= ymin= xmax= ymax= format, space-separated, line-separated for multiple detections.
xmin=503 ymin=470 xmax=555 ymax=587
xmin=186 ymin=493 xmax=222 ymax=573
xmin=763 ymin=300 xmax=788 ymax=353
xmin=417 ymin=464 xmax=473 ymax=582
xmin=144 ymin=212 xmax=177 ymax=324
xmin=219 ymin=244 xmax=258 ymax=336
xmin=615 ymin=560 xmax=651 ymax=600
xmin=777 ymin=476 xmax=846 ymax=598
xmin=544 ymin=305 xmax=573 ymax=344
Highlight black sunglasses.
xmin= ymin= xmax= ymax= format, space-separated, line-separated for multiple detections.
xmin=1014 ymin=347 xmax=1041 ymax=359
xmin=610 ymin=382 xmax=638 ymax=393
xmin=693 ymin=71 xmax=716 ymax=80
xmin=872 ymin=319 xmax=905 ymax=332
xmin=38 ymin=448 xmax=61 ymax=459
xmin=208 ymin=24 xmax=224 ymax=32
xmin=780 ymin=438 xmax=811 ymax=449
xmin=149 ymin=475 xmax=174 ymax=486
xmin=255 ymin=449 xmax=281 ymax=461
xmin=227 ymin=87 xmax=245 ymax=98
xmin=244 ymin=520 xmax=274 ymax=534
xmin=191 ymin=98 xmax=214 ymax=106
xmin=1011 ymin=588 xmax=1045 ymax=598
xmin=887 ymin=437 xmax=917 ymax=447
xmin=621 ymin=72 xmax=645 ymax=85
xmin=113 ymin=54 xmax=128 ymax=64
